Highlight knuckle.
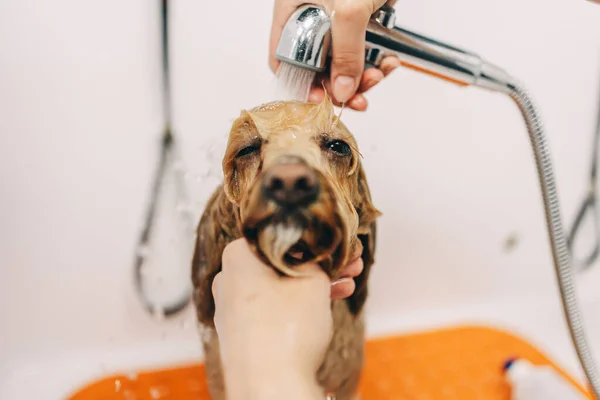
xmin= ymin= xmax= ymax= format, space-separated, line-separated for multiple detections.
xmin=332 ymin=51 xmax=363 ymax=75
xmin=332 ymin=49 xmax=361 ymax=64
xmin=222 ymin=239 xmax=243 ymax=263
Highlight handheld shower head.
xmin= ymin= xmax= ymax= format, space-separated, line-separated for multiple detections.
xmin=275 ymin=4 xmax=516 ymax=93
xmin=275 ymin=6 xmax=331 ymax=72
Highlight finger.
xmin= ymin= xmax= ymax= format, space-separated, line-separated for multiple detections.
xmin=340 ymin=257 xmax=364 ymax=279
xmin=221 ymin=238 xmax=249 ymax=272
xmin=268 ymin=0 xmax=304 ymax=73
xmin=308 ymin=86 xmax=325 ymax=104
xmin=294 ymin=261 xmax=328 ymax=278
xmin=211 ymin=272 xmax=222 ymax=301
xmin=221 ymin=238 xmax=275 ymax=281
xmin=290 ymin=263 xmax=332 ymax=297
xmin=329 ymin=2 xmax=373 ymax=103
xmin=357 ymin=68 xmax=384 ymax=93
xmin=352 ymin=240 xmax=364 ymax=259
xmin=309 ymin=80 xmax=367 ymax=110
xmin=347 ymin=94 xmax=368 ymax=111
xmin=331 ymin=277 xmax=356 ymax=300
xmin=309 ymin=78 xmax=336 ymax=104
xmin=309 ymin=79 xmax=344 ymax=108
xmin=380 ymin=56 xmax=401 ymax=77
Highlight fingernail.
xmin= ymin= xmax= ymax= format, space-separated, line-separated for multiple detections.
xmin=333 ymin=75 xmax=356 ymax=103
xmin=308 ymin=92 xmax=320 ymax=103
xmin=332 ymin=277 xmax=352 ymax=286
xmin=331 ymin=277 xmax=355 ymax=300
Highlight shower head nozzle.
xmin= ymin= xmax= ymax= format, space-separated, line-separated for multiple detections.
xmin=275 ymin=5 xmax=331 ymax=73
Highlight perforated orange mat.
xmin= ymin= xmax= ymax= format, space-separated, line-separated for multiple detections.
xmin=69 ymin=325 xmax=591 ymax=399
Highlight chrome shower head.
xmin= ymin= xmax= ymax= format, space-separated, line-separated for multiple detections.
xmin=275 ymin=6 xmax=331 ymax=73
xmin=275 ymin=4 xmax=517 ymax=94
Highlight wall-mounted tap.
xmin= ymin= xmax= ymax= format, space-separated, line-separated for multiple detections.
xmin=275 ymin=4 xmax=516 ymax=94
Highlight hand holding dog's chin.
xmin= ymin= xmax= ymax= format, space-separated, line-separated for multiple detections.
xmin=213 ymin=239 xmax=333 ymax=399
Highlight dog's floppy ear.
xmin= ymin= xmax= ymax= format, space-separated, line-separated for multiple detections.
xmin=347 ymin=162 xmax=381 ymax=315
xmin=222 ymin=110 xmax=260 ymax=205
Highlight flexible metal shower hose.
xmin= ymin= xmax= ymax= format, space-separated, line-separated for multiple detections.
xmin=510 ymin=84 xmax=600 ymax=398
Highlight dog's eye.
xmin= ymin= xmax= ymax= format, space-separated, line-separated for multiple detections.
xmin=325 ymin=140 xmax=351 ymax=156
xmin=236 ymin=144 xmax=260 ymax=158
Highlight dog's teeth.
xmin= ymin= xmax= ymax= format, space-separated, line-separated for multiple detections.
xmin=259 ymin=223 xmax=308 ymax=277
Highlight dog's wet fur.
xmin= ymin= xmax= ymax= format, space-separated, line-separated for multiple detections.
xmin=191 ymin=95 xmax=381 ymax=399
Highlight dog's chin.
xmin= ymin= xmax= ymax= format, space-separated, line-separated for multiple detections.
xmin=242 ymin=211 xmax=344 ymax=278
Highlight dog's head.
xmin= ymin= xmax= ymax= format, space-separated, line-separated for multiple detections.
xmin=222 ymin=95 xmax=380 ymax=279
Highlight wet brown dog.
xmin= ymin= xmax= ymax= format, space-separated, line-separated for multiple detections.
xmin=191 ymin=95 xmax=380 ymax=399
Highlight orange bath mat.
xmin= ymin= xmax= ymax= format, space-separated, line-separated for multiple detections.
xmin=69 ymin=325 xmax=591 ymax=399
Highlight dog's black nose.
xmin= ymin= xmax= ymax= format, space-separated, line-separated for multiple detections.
xmin=262 ymin=159 xmax=319 ymax=207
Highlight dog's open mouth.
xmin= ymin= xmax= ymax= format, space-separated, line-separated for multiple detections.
xmin=242 ymin=210 xmax=343 ymax=277
xmin=285 ymin=240 xmax=313 ymax=265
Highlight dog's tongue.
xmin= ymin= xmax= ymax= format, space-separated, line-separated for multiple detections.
xmin=286 ymin=241 xmax=310 ymax=262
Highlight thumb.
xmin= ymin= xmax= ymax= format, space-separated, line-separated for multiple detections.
xmin=329 ymin=2 xmax=372 ymax=103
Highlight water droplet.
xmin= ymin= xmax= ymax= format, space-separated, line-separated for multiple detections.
xmin=152 ymin=305 xmax=165 ymax=321
xmin=180 ymin=318 xmax=189 ymax=330
xmin=114 ymin=379 xmax=122 ymax=392
xmin=123 ymin=390 xmax=136 ymax=400
xmin=149 ymin=386 xmax=170 ymax=399
xmin=127 ymin=371 xmax=138 ymax=380
xmin=200 ymin=325 xmax=214 ymax=343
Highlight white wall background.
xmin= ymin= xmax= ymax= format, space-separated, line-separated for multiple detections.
xmin=1 ymin=0 xmax=600 ymax=398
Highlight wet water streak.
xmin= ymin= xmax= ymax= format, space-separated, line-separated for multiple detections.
xmin=274 ymin=62 xmax=316 ymax=102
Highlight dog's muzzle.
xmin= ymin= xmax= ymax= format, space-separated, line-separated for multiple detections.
xmin=241 ymin=155 xmax=346 ymax=278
